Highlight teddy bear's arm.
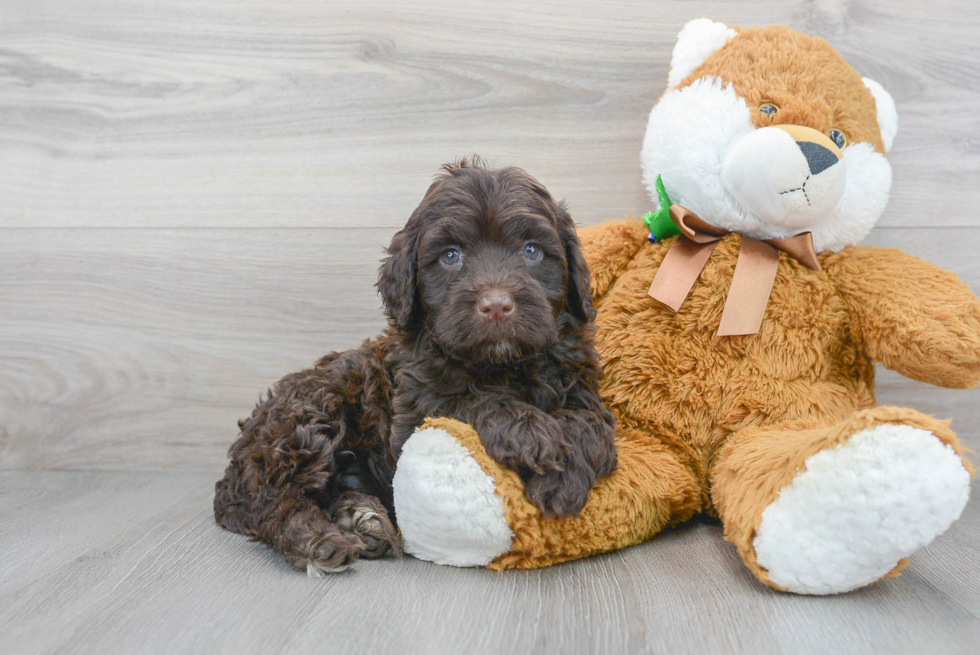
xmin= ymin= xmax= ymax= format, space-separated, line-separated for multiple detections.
xmin=827 ymin=245 xmax=980 ymax=388
xmin=577 ymin=219 xmax=650 ymax=303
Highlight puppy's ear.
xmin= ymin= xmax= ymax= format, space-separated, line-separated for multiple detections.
xmin=555 ymin=201 xmax=595 ymax=323
xmin=377 ymin=198 xmax=427 ymax=332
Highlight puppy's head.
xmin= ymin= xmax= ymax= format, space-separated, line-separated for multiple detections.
xmin=378 ymin=157 xmax=592 ymax=365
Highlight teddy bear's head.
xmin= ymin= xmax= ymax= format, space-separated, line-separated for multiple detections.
xmin=641 ymin=19 xmax=898 ymax=252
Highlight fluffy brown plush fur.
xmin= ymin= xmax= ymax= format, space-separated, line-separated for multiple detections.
xmin=213 ymin=158 xmax=616 ymax=574
xmin=676 ymin=25 xmax=886 ymax=153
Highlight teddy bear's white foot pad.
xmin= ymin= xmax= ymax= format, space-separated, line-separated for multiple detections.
xmin=753 ymin=424 xmax=970 ymax=594
xmin=393 ymin=427 xmax=514 ymax=567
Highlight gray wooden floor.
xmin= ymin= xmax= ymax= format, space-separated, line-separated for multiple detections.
xmin=2 ymin=1 xmax=980 ymax=653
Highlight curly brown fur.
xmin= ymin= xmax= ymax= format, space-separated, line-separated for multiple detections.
xmin=214 ymin=156 xmax=616 ymax=574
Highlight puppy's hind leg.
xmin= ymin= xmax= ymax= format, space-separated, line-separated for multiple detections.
xmin=216 ymin=464 xmax=366 ymax=575
xmin=274 ymin=490 xmax=367 ymax=576
xmin=215 ymin=391 xmax=366 ymax=574
xmin=222 ymin=413 xmax=370 ymax=576
xmin=216 ymin=344 xmax=399 ymax=575
xmin=330 ymin=491 xmax=401 ymax=559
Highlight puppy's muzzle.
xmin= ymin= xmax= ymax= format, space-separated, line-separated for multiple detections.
xmin=477 ymin=290 xmax=515 ymax=323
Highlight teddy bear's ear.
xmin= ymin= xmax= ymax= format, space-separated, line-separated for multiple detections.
xmin=862 ymin=77 xmax=898 ymax=152
xmin=668 ymin=18 xmax=738 ymax=88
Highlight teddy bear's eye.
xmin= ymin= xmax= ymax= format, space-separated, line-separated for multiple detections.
xmin=759 ymin=103 xmax=779 ymax=117
xmin=829 ymin=129 xmax=847 ymax=149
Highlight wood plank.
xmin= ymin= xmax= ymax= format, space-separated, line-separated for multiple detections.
xmin=0 ymin=470 xmax=977 ymax=654
xmin=0 ymin=0 xmax=978 ymax=230
xmin=3 ymin=226 xmax=980 ymax=469
xmin=0 ymin=469 xmax=215 ymax=593
xmin=0 ymin=228 xmax=390 ymax=470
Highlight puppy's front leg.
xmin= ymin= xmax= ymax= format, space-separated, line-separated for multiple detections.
xmin=523 ymin=405 xmax=617 ymax=516
xmin=445 ymin=393 xmax=623 ymax=518
xmin=392 ymin=393 xmax=613 ymax=517
xmin=464 ymin=396 xmax=573 ymax=478
xmin=391 ymin=393 xmax=570 ymax=475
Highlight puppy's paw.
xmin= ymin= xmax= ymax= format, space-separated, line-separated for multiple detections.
xmin=303 ymin=531 xmax=364 ymax=577
xmin=524 ymin=467 xmax=592 ymax=517
xmin=330 ymin=491 xmax=402 ymax=559
xmin=486 ymin=410 xmax=569 ymax=475
xmin=281 ymin=508 xmax=365 ymax=576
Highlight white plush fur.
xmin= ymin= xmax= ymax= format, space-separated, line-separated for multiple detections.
xmin=863 ymin=77 xmax=898 ymax=152
xmin=641 ymin=77 xmax=755 ymax=230
xmin=668 ymin=18 xmax=737 ymax=89
xmin=753 ymin=425 xmax=971 ymax=595
xmin=722 ymin=126 xmax=846 ymax=229
xmin=393 ymin=427 xmax=513 ymax=567
xmin=810 ymin=141 xmax=892 ymax=251
xmin=641 ymin=77 xmax=893 ymax=252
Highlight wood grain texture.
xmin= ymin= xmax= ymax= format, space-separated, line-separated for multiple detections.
xmin=0 ymin=0 xmax=978 ymax=229
xmin=0 ymin=471 xmax=978 ymax=655
xmin=0 ymin=228 xmax=387 ymax=469
xmin=2 ymin=1 xmax=980 ymax=652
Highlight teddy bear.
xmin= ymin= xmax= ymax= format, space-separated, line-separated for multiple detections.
xmin=389 ymin=19 xmax=980 ymax=595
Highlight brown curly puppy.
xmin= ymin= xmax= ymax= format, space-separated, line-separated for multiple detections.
xmin=213 ymin=157 xmax=616 ymax=575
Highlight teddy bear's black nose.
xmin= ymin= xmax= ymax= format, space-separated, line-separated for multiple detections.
xmin=797 ymin=141 xmax=839 ymax=176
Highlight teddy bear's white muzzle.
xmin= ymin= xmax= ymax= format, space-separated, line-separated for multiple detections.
xmin=722 ymin=126 xmax=846 ymax=230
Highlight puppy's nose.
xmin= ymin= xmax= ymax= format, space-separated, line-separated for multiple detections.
xmin=477 ymin=291 xmax=514 ymax=322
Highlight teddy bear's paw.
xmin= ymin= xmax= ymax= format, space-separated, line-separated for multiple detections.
xmin=753 ymin=424 xmax=970 ymax=595
xmin=393 ymin=426 xmax=514 ymax=567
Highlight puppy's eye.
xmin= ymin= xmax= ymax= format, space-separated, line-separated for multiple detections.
xmin=523 ymin=243 xmax=542 ymax=261
xmin=828 ymin=129 xmax=847 ymax=149
xmin=759 ymin=103 xmax=779 ymax=117
xmin=440 ymin=248 xmax=462 ymax=267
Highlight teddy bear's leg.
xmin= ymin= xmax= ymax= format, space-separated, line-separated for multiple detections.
xmin=393 ymin=417 xmax=701 ymax=569
xmin=710 ymin=406 xmax=973 ymax=595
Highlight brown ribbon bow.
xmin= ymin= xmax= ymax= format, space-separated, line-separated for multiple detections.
xmin=647 ymin=205 xmax=822 ymax=336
